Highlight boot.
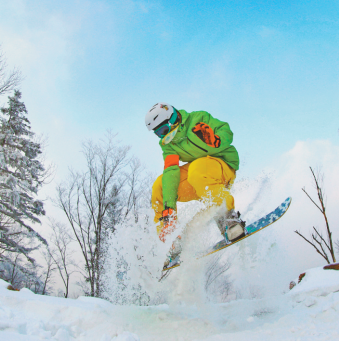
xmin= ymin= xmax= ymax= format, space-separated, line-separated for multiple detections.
xmin=163 ymin=236 xmax=182 ymax=269
xmin=215 ymin=209 xmax=246 ymax=242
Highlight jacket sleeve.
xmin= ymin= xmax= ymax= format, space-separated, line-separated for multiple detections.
xmin=160 ymin=143 xmax=180 ymax=210
xmin=209 ymin=117 xmax=233 ymax=150
xmin=199 ymin=112 xmax=233 ymax=149
xmin=186 ymin=111 xmax=239 ymax=170
xmin=189 ymin=111 xmax=234 ymax=152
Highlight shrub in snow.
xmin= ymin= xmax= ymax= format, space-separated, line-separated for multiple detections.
xmin=323 ymin=263 xmax=339 ymax=270
xmin=7 ymin=284 xmax=20 ymax=291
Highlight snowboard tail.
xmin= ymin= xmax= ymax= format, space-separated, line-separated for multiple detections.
xmin=161 ymin=197 xmax=292 ymax=274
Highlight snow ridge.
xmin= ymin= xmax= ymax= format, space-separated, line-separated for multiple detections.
xmin=1 ymin=264 xmax=339 ymax=340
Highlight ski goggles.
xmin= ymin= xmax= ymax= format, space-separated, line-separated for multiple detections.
xmin=153 ymin=110 xmax=178 ymax=138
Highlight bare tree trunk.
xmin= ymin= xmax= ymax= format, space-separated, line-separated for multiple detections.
xmin=41 ymin=251 xmax=56 ymax=295
xmin=9 ymin=254 xmax=19 ymax=286
xmin=48 ymin=220 xmax=75 ymax=298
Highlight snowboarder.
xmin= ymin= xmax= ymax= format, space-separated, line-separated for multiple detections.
xmin=145 ymin=103 xmax=245 ymax=265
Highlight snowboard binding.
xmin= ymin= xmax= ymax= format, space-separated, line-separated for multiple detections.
xmin=215 ymin=210 xmax=247 ymax=244
xmin=224 ymin=220 xmax=247 ymax=244
xmin=162 ymin=235 xmax=182 ymax=271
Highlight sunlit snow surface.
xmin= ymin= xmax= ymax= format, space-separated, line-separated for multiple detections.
xmin=1 ymin=265 xmax=339 ymax=340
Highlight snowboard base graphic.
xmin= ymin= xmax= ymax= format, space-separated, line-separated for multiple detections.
xmin=160 ymin=197 xmax=292 ymax=280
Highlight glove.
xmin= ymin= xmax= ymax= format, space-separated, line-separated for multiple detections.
xmin=158 ymin=207 xmax=177 ymax=242
xmin=192 ymin=122 xmax=221 ymax=148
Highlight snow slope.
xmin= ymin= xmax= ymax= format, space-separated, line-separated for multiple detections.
xmin=1 ymin=266 xmax=339 ymax=341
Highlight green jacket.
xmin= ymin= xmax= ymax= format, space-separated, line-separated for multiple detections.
xmin=160 ymin=110 xmax=239 ymax=209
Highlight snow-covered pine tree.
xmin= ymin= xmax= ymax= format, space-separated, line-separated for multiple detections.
xmin=0 ymin=90 xmax=47 ymax=264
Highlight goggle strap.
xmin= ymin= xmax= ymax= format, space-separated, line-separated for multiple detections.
xmin=169 ymin=110 xmax=178 ymax=125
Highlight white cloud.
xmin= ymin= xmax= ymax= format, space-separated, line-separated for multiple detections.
xmin=229 ymin=139 xmax=339 ymax=297
xmin=0 ymin=3 xmax=83 ymax=88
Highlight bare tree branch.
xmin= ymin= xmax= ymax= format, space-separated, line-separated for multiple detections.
xmin=301 ymin=187 xmax=323 ymax=213
xmin=311 ymin=233 xmax=330 ymax=264
xmin=48 ymin=220 xmax=75 ymax=298
xmin=40 ymin=250 xmax=57 ymax=295
xmin=0 ymin=46 xmax=22 ymax=97
xmin=295 ymin=230 xmax=330 ymax=263
xmin=313 ymin=226 xmax=331 ymax=254
xmin=54 ymin=132 xmax=135 ymax=297
xmin=205 ymin=253 xmax=232 ymax=302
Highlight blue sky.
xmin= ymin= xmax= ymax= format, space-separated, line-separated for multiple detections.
xmin=0 ymin=0 xmax=338 ymax=181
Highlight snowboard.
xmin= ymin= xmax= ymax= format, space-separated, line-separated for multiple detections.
xmin=160 ymin=197 xmax=292 ymax=278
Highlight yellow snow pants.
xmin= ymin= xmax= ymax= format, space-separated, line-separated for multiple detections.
xmin=152 ymin=156 xmax=236 ymax=235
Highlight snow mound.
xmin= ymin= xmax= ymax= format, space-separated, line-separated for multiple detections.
xmin=289 ymin=265 xmax=339 ymax=296
xmin=0 ymin=278 xmax=12 ymax=289
xmin=1 ymin=265 xmax=339 ymax=340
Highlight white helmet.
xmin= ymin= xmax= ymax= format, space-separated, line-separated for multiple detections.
xmin=145 ymin=103 xmax=175 ymax=131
